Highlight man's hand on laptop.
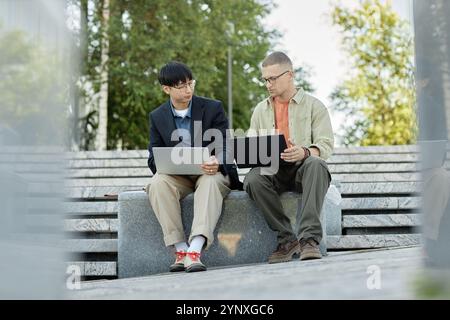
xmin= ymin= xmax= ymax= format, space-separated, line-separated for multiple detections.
xmin=201 ymin=156 xmax=219 ymax=175
xmin=281 ymin=139 xmax=306 ymax=162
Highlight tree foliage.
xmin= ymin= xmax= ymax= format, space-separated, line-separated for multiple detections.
xmin=330 ymin=0 xmax=417 ymax=146
xmin=294 ymin=65 xmax=315 ymax=93
xmin=74 ymin=0 xmax=278 ymax=149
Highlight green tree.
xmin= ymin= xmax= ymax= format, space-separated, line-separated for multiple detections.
xmin=330 ymin=0 xmax=417 ymax=146
xmin=72 ymin=0 xmax=314 ymax=150
xmin=73 ymin=0 xmax=273 ymax=149
xmin=294 ymin=65 xmax=315 ymax=93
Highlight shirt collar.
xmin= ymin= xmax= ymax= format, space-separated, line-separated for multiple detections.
xmin=170 ymin=99 xmax=192 ymax=118
xmin=264 ymin=87 xmax=305 ymax=109
xmin=291 ymin=87 xmax=305 ymax=104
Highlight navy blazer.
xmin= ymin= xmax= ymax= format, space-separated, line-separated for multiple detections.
xmin=147 ymin=95 xmax=243 ymax=190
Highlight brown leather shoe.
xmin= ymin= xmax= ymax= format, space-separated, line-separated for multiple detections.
xmin=268 ymin=239 xmax=301 ymax=264
xmin=299 ymin=238 xmax=322 ymax=260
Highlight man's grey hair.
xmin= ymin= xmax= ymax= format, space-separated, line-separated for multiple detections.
xmin=261 ymin=51 xmax=293 ymax=69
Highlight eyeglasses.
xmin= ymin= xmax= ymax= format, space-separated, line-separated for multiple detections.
xmin=171 ymin=80 xmax=196 ymax=90
xmin=262 ymin=71 xmax=290 ymax=85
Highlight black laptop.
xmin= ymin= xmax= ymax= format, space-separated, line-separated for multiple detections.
xmin=232 ymin=134 xmax=291 ymax=168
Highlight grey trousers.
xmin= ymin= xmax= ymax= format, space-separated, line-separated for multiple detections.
xmin=244 ymin=156 xmax=331 ymax=245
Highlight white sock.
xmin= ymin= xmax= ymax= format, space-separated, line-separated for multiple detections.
xmin=188 ymin=236 xmax=206 ymax=253
xmin=174 ymin=242 xmax=189 ymax=252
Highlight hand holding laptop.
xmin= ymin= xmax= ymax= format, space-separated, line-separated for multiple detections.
xmin=281 ymin=138 xmax=306 ymax=163
xmin=201 ymin=156 xmax=219 ymax=175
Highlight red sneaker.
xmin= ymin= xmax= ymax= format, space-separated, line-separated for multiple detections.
xmin=169 ymin=251 xmax=187 ymax=272
xmin=184 ymin=252 xmax=207 ymax=273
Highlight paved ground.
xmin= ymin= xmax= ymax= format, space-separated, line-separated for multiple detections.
xmin=68 ymin=246 xmax=423 ymax=300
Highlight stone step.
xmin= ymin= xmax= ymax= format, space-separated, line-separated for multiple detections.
xmin=347 ymin=162 xmax=445 ymax=173
xmin=62 ymin=196 xmax=419 ymax=216
xmin=66 ymin=162 xmax=426 ymax=179
xmin=64 ymin=213 xmax=421 ymax=234
xmin=66 ymin=262 xmax=117 ymax=277
xmin=65 ymin=153 xmax=431 ymax=169
xmin=327 ymin=234 xmax=421 ymax=249
xmin=328 ymin=153 xmax=422 ymax=163
xmin=330 ymin=144 xmax=447 ymax=154
xmin=65 ymin=186 xmax=142 ymax=199
xmin=341 ymin=197 xmax=420 ymax=210
xmin=67 ymin=168 xmax=150 ymax=178
xmin=64 ymin=234 xmax=421 ymax=253
xmin=64 ymin=218 xmax=118 ymax=233
xmin=68 ymin=158 xmax=148 ymax=169
xmin=331 ymin=145 xmax=421 ymax=154
xmin=64 ymin=181 xmax=420 ymax=199
xmin=339 ymin=181 xmax=420 ymax=195
xmin=64 ymin=178 xmax=147 ymax=187
xmin=342 ymin=214 xmax=421 ymax=228
xmin=65 ymin=161 xmax=444 ymax=178
xmin=332 ymin=172 xmax=421 ymax=182
xmin=62 ymin=143 xmax=450 ymax=160
xmin=65 ymin=154 xmax=450 ymax=171
xmin=2 ymin=144 xmax=446 ymax=160
xmin=66 ymin=150 xmax=148 ymax=160
xmin=64 ymin=145 xmax=425 ymax=161
xmin=64 ymin=172 xmax=423 ymax=189
xmin=328 ymin=163 xmax=420 ymax=173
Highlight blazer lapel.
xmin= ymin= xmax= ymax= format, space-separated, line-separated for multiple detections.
xmin=190 ymin=95 xmax=205 ymax=147
xmin=160 ymin=101 xmax=178 ymax=147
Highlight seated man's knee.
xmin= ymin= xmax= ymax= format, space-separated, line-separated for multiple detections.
xmin=148 ymin=174 xmax=171 ymax=193
xmin=198 ymin=174 xmax=221 ymax=186
xmin=297 ymin=156 xmax=331 ymax=183
xmin=243 ymin=168 xmax=265 ymax=191
xmin=303 ymin=156 xmax=328 ymax=170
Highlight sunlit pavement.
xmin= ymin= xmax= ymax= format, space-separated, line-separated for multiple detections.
xmin=68 ymin=246 xmax=422 ymax=300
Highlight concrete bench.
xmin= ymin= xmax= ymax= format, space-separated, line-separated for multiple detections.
xmin=63 ymin=145 xmax=435 ymax=280
xmin=118 ymin=185 xmax=342 ymax=278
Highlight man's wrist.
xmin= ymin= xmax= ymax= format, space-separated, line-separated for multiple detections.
xmin=309 ymin=147 xmax=320 ymax=157
xmin=301 ymin=147 xmax=311 ymax=160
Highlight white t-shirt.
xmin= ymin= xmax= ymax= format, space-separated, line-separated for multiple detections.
xmin=173 ymin=108 xmax=189 ymax=118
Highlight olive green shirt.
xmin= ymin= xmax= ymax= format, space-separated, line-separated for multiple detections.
xmin=249 ymin=88 xmax=334 ymax=160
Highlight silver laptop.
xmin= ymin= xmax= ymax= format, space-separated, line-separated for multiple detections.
xmin=153 ymin=147 xmax=210 ymax=175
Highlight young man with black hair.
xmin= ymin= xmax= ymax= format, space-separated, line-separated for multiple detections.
xmin=146 ymin=61 xmax=242 ymax=273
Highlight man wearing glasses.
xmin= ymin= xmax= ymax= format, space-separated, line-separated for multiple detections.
xmin=244 ymin=52 xmax=334 ymax=263
xmin=146 ymin=61 xmax=242 ymax=273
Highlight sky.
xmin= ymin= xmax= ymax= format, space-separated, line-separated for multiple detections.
xmin=265 ymin=0 xmax=412 ymax=144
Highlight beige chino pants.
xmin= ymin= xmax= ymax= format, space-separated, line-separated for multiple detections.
xmin=146 ymin=173 xmax=231 ymax=250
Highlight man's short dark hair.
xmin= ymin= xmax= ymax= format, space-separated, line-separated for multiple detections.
xmin=158 ymin=61 xmax=193 ymax=87
xmin=262 ymin=52 xmax=293 ymax=69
